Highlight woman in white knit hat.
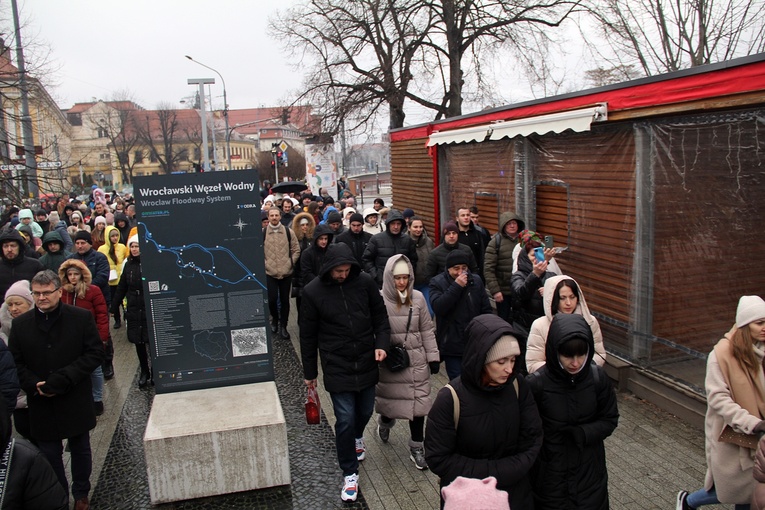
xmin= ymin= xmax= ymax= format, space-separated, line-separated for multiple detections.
xmin=375 ymin=254 xmax=439 ymax=470
xmin=677 ymin=295 xmax=765 ymax=510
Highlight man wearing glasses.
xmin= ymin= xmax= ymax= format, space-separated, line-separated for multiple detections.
xmin=8 ymin=270 xmax=104 ymax=510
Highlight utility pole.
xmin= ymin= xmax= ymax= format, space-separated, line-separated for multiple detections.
xmin=187 ymin=78 xmax=214 ymax=172
xmin=11 ymin=0 xmax=38 ymax=198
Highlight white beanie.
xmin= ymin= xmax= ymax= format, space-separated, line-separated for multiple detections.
xmin=128 ymin=234 xmax=139 ymax=247
xmin=5 ymin=280 xmax=33 ymax=305
xmin=736 ymin=296 xmax=765 ymax=328
xmin=392 ymin=258 xmax=409 ymax=276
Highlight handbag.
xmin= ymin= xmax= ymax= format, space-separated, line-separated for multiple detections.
xmin=385 ymin=306 xmax=412 ymax=372
xmin=109 ymin=269 xmax=119 ymax=282
xmin=718 ymin=424 xmax=759 ymax=450
xmin=305 ymin=385 xmax=321 ymax=425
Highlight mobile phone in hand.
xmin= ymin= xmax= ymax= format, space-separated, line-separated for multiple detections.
xmin=544 ymin=235 xmax=554 ymax=249
xmin=534 ymin=247 xmax=545 ymax=263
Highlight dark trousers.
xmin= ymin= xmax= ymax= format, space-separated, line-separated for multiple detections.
xmin=37 ymin=431 xmax=92 ymax=500
xmin=444 ymin=355 xmax=462 ymax=381
xmin=330 ymin=385 xmax=375 ymax=476
xmin=109 ymin=285 xmax=121 ymax=321
xmin=267 ymin=275 xmax=292 ymax=327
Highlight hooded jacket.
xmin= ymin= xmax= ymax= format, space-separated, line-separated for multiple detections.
xmin=375 ymin=255 xmax=439 ymax=421
xmin=0 ymin=229 xmax=44 ymax=306
xmin=526 ymin=313 xmax=618 ymax=510
xmin=0 ymin=404 xmax=68 ymax=510
xmin=98 ymin=225 xmax=128 ymax=286
xmin=299 ymin=224 xmax=334 ymax=288
xmin=51 ymin=219 xmax=73 ymax=253
xmin=299 ymin=243 xmax=390 ymax=393
xmin=113 ymin=211 xmax=132 ymax=244
xmin=39 ymin=231 xmax=71 ymax=273
xmin=410 ymin=228 xmax=435 ymax=286
xmin=15 ymin=209 xmax=43 ymax=239
xmin=424 ymin=240 xmax=478 ymax=281
xmin=510 ymin=248 xmax=559 ymax=330
xmin=58 ymin=259 xmax=110 ymax=343
xmin=362 ymin=209 xmax=418 ymax=287
xmin=362 ymin=207 xmax=384 ymax=235
xmin=526 ymin=275 xmax=606 ymax=373
xmin=484 ymin=212 xmax=526 ymax=295
xmin=425 ymin=314 xmax=543 ymax=509
xmin=429 ymin=265 xmax=492 ymax=357
xmin=111 ymin=249 xmax=148 ymax=345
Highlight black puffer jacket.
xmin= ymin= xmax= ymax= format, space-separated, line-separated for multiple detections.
xmin=0 ymin=229 xmax=44 ymax=305
xmin=526 ymin=314 xmax=619 ymax=510
xmin=424 ymin=241 xmax=478 ymax=281
xmin=362 ymin=209 xmax=417 ymax=286
xmin=299 ymin=224 xmax=334 ymax=288
xmin=0 ymin=404 xmax=68 ymax=509
xmin=299 ymin=243 xmax=390 ymax=393
xmin=510 ymin=251 xmax=557 ymax=330
xmin=425 ymin=314 xmax=543 ymax=509
xmin=429 ymin=268 xmax=492 ymax=357
xmin=111 ymin=254 xmax=148 ymax=345
xmin=335 ymin=228 xmax=371 ymax=267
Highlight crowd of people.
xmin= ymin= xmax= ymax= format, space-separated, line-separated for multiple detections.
xmin=1 ymin=177 xmax=763 ymax=509
xmin=0 ymin=186 xmax=148 ymax=509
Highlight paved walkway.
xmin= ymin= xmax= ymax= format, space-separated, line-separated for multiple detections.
xmin=75 ymin=307 xmax=727 ymax=509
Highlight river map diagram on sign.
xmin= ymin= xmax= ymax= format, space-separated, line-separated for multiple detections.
xmin=139 ymin=222 xmax=266 ymax=290
xmin=193 ymin=330 xmax=231 ymax=361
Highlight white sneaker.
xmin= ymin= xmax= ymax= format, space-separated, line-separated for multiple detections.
xmin=341 ymin=473 xmax=359 ymax=502
xmin=355 ymin=437 xmax=366 ymax=461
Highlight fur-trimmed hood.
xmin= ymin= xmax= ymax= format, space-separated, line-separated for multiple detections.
xmin=58 ymin=258 xmax=92 ymax=298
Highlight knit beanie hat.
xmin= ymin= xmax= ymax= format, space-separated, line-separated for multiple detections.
xmin=36 ymin=209 xmax=47 ymax=217
xmin=327 ymin=211 xmax=342 ymax=225
xmin=736 ymin=296 xmax=765 ymax=328
xmin=445 ymin=250 xmax=469 ymax=269
xmin=392 ymin=258 xmax=410 ymax=276
xmin=442 ymin=476 xmax=509 ymax=510
xmin=18 ymin=208 xmax=33 ymax=220
xmin=442 ymin=221 xmax=459 ymax=235
xmin=350 ymin=213 xmax=364 ymax=224
xmin=128 ymin=234 xmax=139 ymax=247
xmin=94 ymin=216 xmax=107 ymax=226
xmin=485 ymin=335 xmax=521 ymax=364
xmin=4 ymin=280 xmax=33 ymax=306
xmin=519 ymin=229 xmax=542 ymax=248
xmin=74 ymin=230 xmax=92 ymax=244
xmin=403 ymin=208 xmax=415 ymax=219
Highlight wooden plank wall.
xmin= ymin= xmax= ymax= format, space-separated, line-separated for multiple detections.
xmin=651 ymin=111 xmax=765 ymax=355
xmin=390 ymin=138 xmax=437 ymax=239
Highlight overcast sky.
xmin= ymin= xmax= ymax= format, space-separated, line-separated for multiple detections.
xmin=16 ymin=0 xmax=301 ymax=111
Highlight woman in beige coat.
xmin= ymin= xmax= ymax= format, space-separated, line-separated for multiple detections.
xmin=525 ymin=275 xmax=606 ymax=374
xmin=375 ymin=254 xmax=439 ymax=470
xmin=677 ymin=295 xmax=765 ymax=510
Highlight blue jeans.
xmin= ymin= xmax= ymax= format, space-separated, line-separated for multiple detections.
xmin=414 ymin=284 xmax=433 ymax=317
xmin=38 ymin=431 xmax=92 ymax=500
xmin=687 ymin=487 xmax=750 ymax=509
xmin=91 ymin=366 xmax=104 ymax=403
xmin=444 ymin=355 xmax=462 ymax=381
xmin=330 ymin=385 xmax=376 ymax=476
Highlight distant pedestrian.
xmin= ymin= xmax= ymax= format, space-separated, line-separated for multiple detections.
xmin=677 ymin=295 xmax=765 ymax=510
xmin=263 ymin=207 xmax=300 ymax=339
xmin=362 ymin=209 xmax=417 ymax=288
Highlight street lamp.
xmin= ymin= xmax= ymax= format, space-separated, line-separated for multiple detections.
xmin=187 ymin=78 xmax=215 ymax=172
xmin=185 ymin=55 xmax=232 ymax=171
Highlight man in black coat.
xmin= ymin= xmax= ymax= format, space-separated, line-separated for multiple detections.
xmin=429 ymin=250 xmax=492 ymax=380
xmin=299 ymin=243 xmax=390 ymax=503
xmin=0 ymin=228 xmax=44 ymax=305
xmin=424 ymin=221 xmax=478 ymax=280
xmin=456 ymin=207 xmax=490 ymax=278
xmin=8 ymin=270 xmax=103 ymax=510
xmin=335 ymin=213 xmax=371 ymax=267
xmin=362 ymin=208 xmax=417 ymax=287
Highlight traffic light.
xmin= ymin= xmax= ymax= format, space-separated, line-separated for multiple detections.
xmin=277 ymin=151 xmax=283 ymax=167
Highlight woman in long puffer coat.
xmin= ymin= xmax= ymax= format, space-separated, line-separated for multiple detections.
xmin=375 ymin=254 xmax=439 ymax=470
xmin=526 ymin=313 xmax=618 ymax=510
xmin=111 ymin=234 xmax=152 ymax=388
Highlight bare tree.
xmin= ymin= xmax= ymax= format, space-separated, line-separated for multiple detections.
xmin=585 ymin=0 xmax=765 ymax=76
xmin=134 ymin=104 xmax=185 ymax=174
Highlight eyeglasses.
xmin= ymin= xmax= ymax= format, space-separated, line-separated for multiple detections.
xmin=31 ymin=289 xmax=60 ymax=298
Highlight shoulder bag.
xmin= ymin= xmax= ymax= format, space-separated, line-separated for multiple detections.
xmin=385 ymin=306 xmax=412 ymax=372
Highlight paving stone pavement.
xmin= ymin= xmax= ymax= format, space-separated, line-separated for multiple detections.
xmin=75 ymin=311 xmax=727 ymax=509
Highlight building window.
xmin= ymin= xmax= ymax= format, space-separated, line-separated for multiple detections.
xmin=97 ymin=127 xmax=108 ymax=138
xmin=149 ymin=152 xmax=158 ymax=163
xmin=134 ymin=150 xmax=143 ymax=163
xmin=99 ymin=153 xmax=110 ymax=161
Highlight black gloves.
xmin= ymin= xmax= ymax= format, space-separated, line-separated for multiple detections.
xmin=429 ymin=361 xmax=440 ymax=375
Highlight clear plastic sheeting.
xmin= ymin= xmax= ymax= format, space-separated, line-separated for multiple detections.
xmin=437 ymin=108 xmax=765 ymax=393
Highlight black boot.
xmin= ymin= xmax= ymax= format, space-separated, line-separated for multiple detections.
xmin=270 ymin=321 xmax=278 ymax=333
xmin=279 ymin=325 xmax=290 ymax=340
xmin=103 ymin=362 xmax=114 ymax=380
xmin=113 ymin=317 xmax=121 ymax=329
xmin=138 ymin=370 xmax=149 ymax=388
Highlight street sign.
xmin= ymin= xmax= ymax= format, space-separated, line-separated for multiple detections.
xmin=279 ymin=141 xmax=288 ymax=152
xmin=38 ymin=161 xmax=62 ymax=169
xmin=0 ymin=164 xmax=25 ymax=171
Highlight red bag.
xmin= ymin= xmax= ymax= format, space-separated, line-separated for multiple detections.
xmin=305 ymin=386 xmax=321 ymax=425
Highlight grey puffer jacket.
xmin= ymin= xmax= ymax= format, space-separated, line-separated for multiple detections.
xmin=375 ymin=255 xmax=439 ymax=420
